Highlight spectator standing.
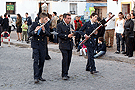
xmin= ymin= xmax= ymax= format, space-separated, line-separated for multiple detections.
xmin=48 ymin=14 xmax=53 ymax=42
xmin=21 ymin=21 xmax=28 ymax=41
xmin=8 ymin=15 xmax=13 ymax=34
xmin=0 ymin=15 xmax=3 ymax=46
xmin=131 ymin=13 xmax=135 ymax=51
xmin=74 ymin=16 xmax=82 ymax=48
xmin=25 ymin=12 xmax=32 ymax=37
xmin=115 ymin=12 xmax=125 ymax=54
xmin=35 ymin=14 xmax=39 ymax=22
xmin=2 ymin=13 xmax=9 ymax=31
xmin=105 ymin=12 xmax=115 ymax=48
xmin=57 ymin=14 xmax=63 ymax=24
xmin=51 ymin=12 xmax=58 ymax=44
xmin=124 ymin=14 xmax=134 ymax=57
xmin=16 ymin=14 xmax=22 ymax=41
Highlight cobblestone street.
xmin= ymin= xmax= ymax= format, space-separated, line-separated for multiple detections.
xmin=0 ymin=44 xmax=135 ymax=90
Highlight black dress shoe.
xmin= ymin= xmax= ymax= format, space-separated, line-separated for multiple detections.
xmin=90 ymin=71 xmax=99 ymax=74
xmin=39 ymin=77 xmax=46 ymax=81
xmin=124 ymin=54 xmax=128 ymax=56
xmin=115 ymin=51 xmax=120 ymax=54
xmin=86 ymin=69 xmax=90 ymax=71
xmin=128 ymin=55 xmax=133 ymax=57
xmin=34 ymin=79 xmax=39 ymax=83
xmin=67 ymin=76 xmax=70 ymax=78
xmin=62 ymin=76 xmax=68 ymax=80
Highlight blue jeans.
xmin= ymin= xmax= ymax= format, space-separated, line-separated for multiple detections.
xmin=94 ymin=51 xmax=106 ymax=58
xmin=53 ymin=28 xmax=57 ymax=43
xmin=116 ymin=33 xmax=125 ymax=52
xmin=27 ymin=25 xmax=31 ymax=38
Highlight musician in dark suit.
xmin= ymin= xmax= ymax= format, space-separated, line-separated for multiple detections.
xmin=29 ymin=13 xmax=51 ymax=83
xmin=79 ymin=13 xmax=99 ymax=74
xmin=57 ymin=13 xmax=74 ymax=80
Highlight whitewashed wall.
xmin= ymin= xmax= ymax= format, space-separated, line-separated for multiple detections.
xmin=0 ymin=0 xmax=86 ymax=20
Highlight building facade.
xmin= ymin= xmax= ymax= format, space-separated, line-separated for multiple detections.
xmin=107 ymin=0 xmax=135 ymax=18
xmin=0 ymin=0 xmax=87 ymax=20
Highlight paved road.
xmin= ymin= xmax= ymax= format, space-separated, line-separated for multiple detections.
xmin=0 ymin=45 xmax=135 ymax=90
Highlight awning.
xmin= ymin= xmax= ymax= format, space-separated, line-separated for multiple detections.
xmin=93 ymin=3 xmax=107 ymax=7
xmin=86 ymin=3 xmax=107 ymax=7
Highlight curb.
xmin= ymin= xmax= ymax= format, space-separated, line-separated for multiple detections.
xmin=3 ymin=41 xmax=135 ymax=64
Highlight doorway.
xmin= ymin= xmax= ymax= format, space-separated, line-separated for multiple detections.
xmin=122 ymin=4 xmax=130 ymax=17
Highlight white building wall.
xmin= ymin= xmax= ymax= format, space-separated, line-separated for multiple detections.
xmin=107 ymin=0 xmax=119 ymax=18
xmin=107 ymin=0 xmax=135 ymax=18
xmin=0 ymin=0 xmax=86 ymax=20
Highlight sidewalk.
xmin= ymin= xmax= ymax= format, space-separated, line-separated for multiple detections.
xmin=2 ymin=31 xmax=135 ymax=64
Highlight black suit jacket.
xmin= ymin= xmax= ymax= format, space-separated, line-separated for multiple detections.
xmin=79 ymin=20 xmax=98 ymax=47
xmin=96 ymin=42 xmax=106 ymax=52
xmin=57 ymin=22 xmax=74 ymax=50
xmin=29 ymin=21 xmax=51 ymax=49
xmin=2 ymin=18 xmax=9 ymax=30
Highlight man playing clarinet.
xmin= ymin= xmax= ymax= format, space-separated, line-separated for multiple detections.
xmin=79 ymin=13 xmax=99 ymax=74
xmin=29 ymin=13 xmax=50 ymax=83
xmin=57 ymin=13 xmax=74 ymax=80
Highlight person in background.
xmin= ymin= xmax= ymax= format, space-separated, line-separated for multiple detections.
xmin=74 ymin=16 xmax=82 ymax=48
xmin=16 ymin=14 xmax=22 ymax=41
xmin=2 ymin=13 xmax=9 ymax=31
xmin=124 ymin=14 xmax=134 ymax=57
xmin=25 ymin=12 xmax=32 ymax=37
xmin=131 ymin=13 xmax=135 ymax=51
xmin=35 ymin=13 xmax=39 ymax=22
xmin=0 ymin=15 xmax=3 ymax=46
xmin=115 ymin=12 xmax=125 ymax=54
xmin=21 ymin=21 xmax=28 ymax=41
xmin=79 ymin=44 xmax=87 ymax=56
xmin=105 ymin=12 xmax=115 ymax=48
xmin=48 ymin=14 xmax=53 ymax=42
xmin=8 ymin=14 xmax=13 ymax=34
xmin=57 ymin=14 xmax=63 ymax=24
xmin=94 ymin=37 xmax=106 ymax=58
xmin=51 ymin=12 xmax=58 ymax=44
xmin=131 ymin=10 xmax=134 ymax=14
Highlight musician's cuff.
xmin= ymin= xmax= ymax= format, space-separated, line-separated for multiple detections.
xmin=34 ymin=31 xmax=37 ymax=34
xmin=43 ymin=30 xmax=45 ymax=33
xmin=84 ymin=34 xmax=86 ymax=37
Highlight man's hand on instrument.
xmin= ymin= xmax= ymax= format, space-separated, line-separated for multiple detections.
xmin=84 ymin=34 xmax=89 ymax=40
xmin=68 ymin=33 xmax=73 ymax=38
xmin=35 ymin=26 xmax=41 ymax=32
xmin=94 ymin=31 xmax=98 ymax=35
xmin=41 ymin=26 xmax=45 ymax=31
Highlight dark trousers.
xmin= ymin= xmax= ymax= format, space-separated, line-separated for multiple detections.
xmin=116 ymin=33 xmax=125 ymax=52
xmin=60 ymin=49 xmax=72 ymax=77
xmin=125 ymin=36 xmax=134 ymax=56
xmin=49 ymin=28 xmax=53 ymax=42
xmin=45 ymin=44 xmax=51 ymax=60
xmin=53 ymin=28 xmax=58 ymax=43
xmin=8 ymin=26 xmax=11 ymax=34
xmin=75 ymin=34 xmax=81 ymax=48
xmin=86 ymin=47 xmax=96 ymax=72
xmin=33 ymin=48 xmax=45 ymax=79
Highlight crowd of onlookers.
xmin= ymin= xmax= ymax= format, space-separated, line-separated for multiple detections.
xmin=0 ymin=10 xmax=135 ymax=58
